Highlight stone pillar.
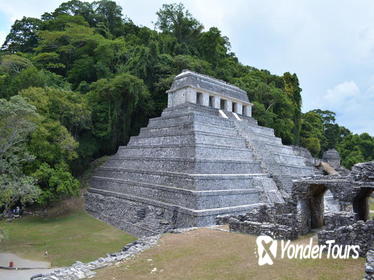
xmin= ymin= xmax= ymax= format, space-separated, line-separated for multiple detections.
xmin=235 ymin=103 xmax=243 ymax=115
xmin=226 ymin=100 xmax=232 ymax=112
xmin=202 ymin=92 xmax=209 ymax=107
xmin=186 ymin=88 xmax=196 ymax=104
xmin=244 ymin=105 xmax=252 ymax=117
xmin=213 ymin=96 xmax=220 ymax=109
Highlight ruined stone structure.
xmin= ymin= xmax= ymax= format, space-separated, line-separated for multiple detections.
xmin=318 ymin=218 xmax=374 ymax=257
xmin=223 ymin=203 xmax=299 ymax=240
xmin=322 ymin=149 xmax=341 ymax=170
xmin=225 ymin=161 xmax=374 ymax=255
xmin=85 ymin=70 xmax=317 ymax=236
xmin=365 ymin=249 xmax=374 ymax=280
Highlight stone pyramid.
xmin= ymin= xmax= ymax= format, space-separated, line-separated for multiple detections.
xmin=86 ymin=70 xmax=316 ymax=236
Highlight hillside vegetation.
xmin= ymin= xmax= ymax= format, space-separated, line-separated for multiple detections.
xmin=1 ymin=0 xmax=373 ymax=210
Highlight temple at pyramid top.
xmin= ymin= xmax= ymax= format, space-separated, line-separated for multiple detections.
xmin=86 ymin=70 xmax=317 ymax=237
xmin=166 ymin=70 xmax=253 ymax=117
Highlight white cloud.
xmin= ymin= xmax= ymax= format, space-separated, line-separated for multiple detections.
xmin=324 ymin=81 xmax=360 ymax=107
xmin=322 ymin=81 xmax=374 ymax=135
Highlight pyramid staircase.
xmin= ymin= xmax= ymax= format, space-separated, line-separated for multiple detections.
xmin=86 ymin=103 xmax=316 ymax=236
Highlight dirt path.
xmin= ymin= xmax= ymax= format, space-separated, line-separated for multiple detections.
xmin=0 ymin=268 xmax=56 ymax=280
xmin=0 ymin=253 xmax=53 ymax=280
xmin=0 ymin=253 xmax=50 ymax=268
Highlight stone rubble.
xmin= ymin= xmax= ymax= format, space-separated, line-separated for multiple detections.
xmin=365 ymin=249 xmax=374 ymax=280
xmin=31 ymin=235 xmax=160 ymax=280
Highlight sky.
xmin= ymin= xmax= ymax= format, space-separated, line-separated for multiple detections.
xmin=0 ymin=0 xmax=373 ymax=135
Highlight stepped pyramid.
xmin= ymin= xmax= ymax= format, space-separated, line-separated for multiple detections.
xmin=86 ymin=70 xmax=317 ymax=236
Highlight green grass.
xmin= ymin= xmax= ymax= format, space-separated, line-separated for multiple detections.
xmin=0 ymin=210 xmax=136 ymax=267
xmin=94 ymin=228 xmax=365 ymax=280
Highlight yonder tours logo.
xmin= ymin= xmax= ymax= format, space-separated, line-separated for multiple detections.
xmin=256 ymin=235 xmax=360 ymax=266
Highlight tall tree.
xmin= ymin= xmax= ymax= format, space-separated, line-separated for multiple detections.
xmin=1 ymin=17 xmax=42 ymax=53
xmin=156 ymin=3 xmax=203 ymax=54
xmin=0 ymin=96 xmax=40 ymax=212
xmin=300 ymin=111 xmax=325 ymax=156
xmin=88 ymin=73 xmax=149 ymax=153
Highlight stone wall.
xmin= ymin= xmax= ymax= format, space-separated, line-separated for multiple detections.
xmin=318 ymin=219 xmax=374 ymax=257
xmin=219 ymin=204 xmax=299 ymax=240
xmin=365 ymin=249 xmax=374 ymax=280
xmin=351 ymin=161 xmax=374 ymax=182
xmin=32 ymin=235 xmax=160 ymax=280
xmin=323 ymin=211 xmax=356 ymax=230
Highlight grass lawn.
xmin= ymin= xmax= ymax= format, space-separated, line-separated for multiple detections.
xmin=0 ymin=210 xmax=136 ymax=267
xmin=94 ymin=228 xmax=365 ymax=280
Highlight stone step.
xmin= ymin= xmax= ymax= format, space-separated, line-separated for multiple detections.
xmin=104 ymin=157 xmax=263 ymax=174
xmin=128 ymin=131 xmax=247 ymax=148
xmin=251 ymin=139 xmax=296 ymax=153
xmin=246 ymin=134 xmax=283 ymax=146
xmin=258 ymin=152 xmax=310 ymax=167
xmin=244 ymin=130 xmax=283 ymax=144
xmin=161 ymin=102 xmax=221 ymax=115
xmin=117 ymin=143 xmax=255 ymax=161
xmin=271 ymin=164 xmax=316 ymax=176
xmin=139 ymin=122 xmax=239 ymax=138
xmin=149 ymin=111 xmax=235 ymax=129
xmin=243 ymin=122 xmax=275 ymax=136
xmin=94 ymin=167 xmax=268 ymax=190
xmin=90 ymin=176 xmax=261 ymax=210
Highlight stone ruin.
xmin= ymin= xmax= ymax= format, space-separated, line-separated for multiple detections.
xmin=85 ymin=70 xmax=318 ymax=237
xmin=225 ymin=160 xmax=374 ymax=257
xmin=85 ymin=70 xmax=373 ymax=261
xmin=365 ymin=248 xmax=374 ymax=280
xmin=83 ymin=70 xmax=374 ymax=277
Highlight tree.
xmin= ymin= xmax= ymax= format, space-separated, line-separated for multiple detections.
xmin=92 ymin=0 xmax=125 ymax=37
xmin=197 ymin=27 xmax=230 ymax=67
xmin=300 ymin=111 xmax=325 ymax=156
xmin=27 ymin=119 xmax=79 ymax=171
xmin=312 ymin=109 xmax=351 ymax=152
xmin=49 ymin=0 xmax=96 ymax=26
xmin=337 ymin=133 xmax=374 ymax=169
xmin=156 ymin=3 xmax=203 ymax=54
xmin=32 ymin=162 xmax=80 ymax=205
xmin=283 ymin=72 xmax=302 ymax=145
xmin=88 ymin=73 xmax=149 ymax=153
xmin=20 ymin=87 xmax=91 ymax=136
xmin=0 ymin=96 xmax=40 ymax=212
xmin=1 ymin=17 xmax=42 ymax=53
xmin=0 ymin=54 xmax=33 ymax=74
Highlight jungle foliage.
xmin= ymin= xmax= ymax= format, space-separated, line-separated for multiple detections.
xmin=0 ymin=0 xmax=372 ymax=209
